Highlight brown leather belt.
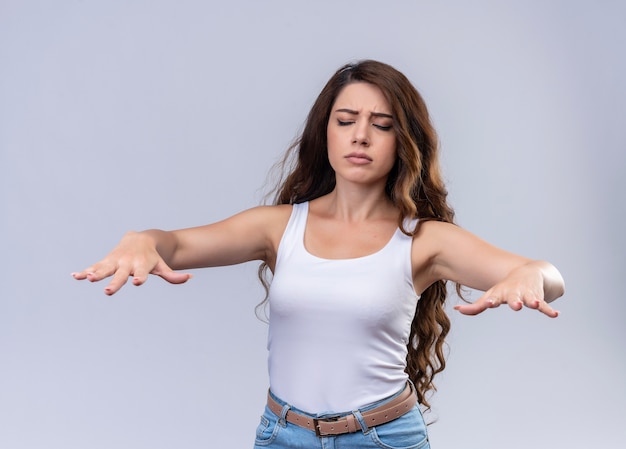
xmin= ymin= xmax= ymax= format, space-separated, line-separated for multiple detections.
xmin=266 ymin=382 xmax=417 ymax=437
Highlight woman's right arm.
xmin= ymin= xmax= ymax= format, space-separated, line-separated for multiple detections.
xmin=72 ymin=205 xmax=292 ymax=295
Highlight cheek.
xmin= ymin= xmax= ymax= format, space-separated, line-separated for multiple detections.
xmin=384 ymin=140 xmax=398 ymax=165
xmin=326 ymin=124 xmax=338 ymax=145
xmin=326 ymin=127 xmax=341 ymax=159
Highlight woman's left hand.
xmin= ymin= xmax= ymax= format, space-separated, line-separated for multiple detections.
xmin=453 ymin=261 xmax=561 ymax=318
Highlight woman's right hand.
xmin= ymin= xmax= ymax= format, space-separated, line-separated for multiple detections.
xmin=71 ymin=231 xmax=192 ymax=295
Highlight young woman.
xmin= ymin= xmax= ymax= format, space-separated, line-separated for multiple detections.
xmin=73 ymin=60 xmax=565 ymax=449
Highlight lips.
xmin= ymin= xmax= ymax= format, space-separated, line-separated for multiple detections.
xmin=345 ymin=152 xmax=373 ymax=164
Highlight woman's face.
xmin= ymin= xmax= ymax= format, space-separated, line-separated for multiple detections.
xmin=326 ymin=82 xmax=397 ymax=188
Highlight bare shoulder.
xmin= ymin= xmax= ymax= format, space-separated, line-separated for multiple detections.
xmin=224 ymin=203 xmax=293 ymax=241
xmin=412 ymin=219 xmax=502 ymax=268
xmin=413 ymin=219 xmax=499 ymax=252
xmin=414 ymin=219 xmax=457 ymax=238
xmin=410 ymin=220 xmax=457 ymax=292
xmin=241 ymin=204 xmax=293 ymax=229
xmin=411 ymin=219 xmax=458 ymax=256
xmin=239 ymin=204 xmax=293 ymax=263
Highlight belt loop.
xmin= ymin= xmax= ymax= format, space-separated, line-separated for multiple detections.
xmin=352 ymin=410 xmax=370 ymax=435
xmin=345 ymin=413 xmax=359 ymax=433
xmin=278 ymin=403 xmax=290 ymax=427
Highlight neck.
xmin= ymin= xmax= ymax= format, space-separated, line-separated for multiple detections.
xmin=320 ymin=182 xmax=396 ymax=222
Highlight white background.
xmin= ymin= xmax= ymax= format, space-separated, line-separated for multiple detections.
xmin=1 ymin=1 xmax=624 ymax=448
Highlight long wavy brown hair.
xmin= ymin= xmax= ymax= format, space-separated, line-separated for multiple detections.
xmin=259 ymin=60 xmax=456 ymax=410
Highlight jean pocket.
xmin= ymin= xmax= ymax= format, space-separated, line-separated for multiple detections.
xmin=369 ymin=404 xmax=430 ymax=449
xmin=254 ymin=406 xmax=282 ymax=446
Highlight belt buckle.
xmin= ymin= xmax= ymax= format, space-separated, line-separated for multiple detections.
xmin=312 ymin=418 xmax=323 ymax=437
xmin=312 ymin=417 xmax=338 ymax=437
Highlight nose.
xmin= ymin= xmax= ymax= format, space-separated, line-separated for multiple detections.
xmin=352 ymin=120 xmax=370 ymax=147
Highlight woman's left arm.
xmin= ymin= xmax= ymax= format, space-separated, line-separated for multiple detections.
xmin=420 ymin=221 xmax=565 ymax=318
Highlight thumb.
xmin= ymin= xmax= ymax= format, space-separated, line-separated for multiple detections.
xmin=152 ymin=261 xmax=193 ymax=285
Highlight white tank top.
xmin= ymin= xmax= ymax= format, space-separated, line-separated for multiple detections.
xmin=267 ymin=202 xmax=420 ymax=413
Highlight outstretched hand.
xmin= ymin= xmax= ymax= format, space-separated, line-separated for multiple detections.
xmin=71 ymin=231 xmax=192 ymax=295
xmin=453 ymin=262 xmax=560 ymax=318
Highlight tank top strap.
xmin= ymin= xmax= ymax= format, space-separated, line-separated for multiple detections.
xmin=275 ymin=202 xmax=309 ymax=266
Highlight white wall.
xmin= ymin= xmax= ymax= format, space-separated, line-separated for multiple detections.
xmin=1 ymin=1 xmax=624 ymax=448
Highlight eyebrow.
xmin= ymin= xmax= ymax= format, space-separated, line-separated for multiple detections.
xmin=335 ymin=108 xmax=393 ymax=119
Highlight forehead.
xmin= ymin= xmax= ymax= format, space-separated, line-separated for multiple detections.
xmin=332 ymin=82 xmax=391 ymax=112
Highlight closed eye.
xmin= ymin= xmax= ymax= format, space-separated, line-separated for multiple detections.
xmin=337 ymin=119 xmax=392 ymax=131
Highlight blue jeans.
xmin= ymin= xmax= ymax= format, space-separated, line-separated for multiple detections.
xmin=253 ymin=385 xmax=430 ymax=449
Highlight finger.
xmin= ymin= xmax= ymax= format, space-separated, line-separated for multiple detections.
xmin=536 ymin=300 xmax=559 ymax=318
xmin=520 ymin=292 xmax=558 ymax=317
xmin=453 ymin=297 xmax=494 ymax=316
xmin=103 ymin=264 xmax=132 ymax=295
xmin=72 ymin=265 xmax=102 ymax=281
xmin=518 ymin=290 xmax=541 ymax=309
xmin=83 ymin=262 xmax=119 ymax=283
xmin=149 ymin=259 xmax=191 ymax=285
xmin=486 ymin=291 xmax=523 ymax=311
xmin=507 ymin=297 xmax=524 ymax=312
xmin=71 ymin=269 xmax=93 ymax=280
xmin=132 ymin=262 xmax=192 ymax=286
xmin=131 ymin=265 xmax=150 ymax=286
xmin=161 ymin=271 xmax=193 ymax=284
